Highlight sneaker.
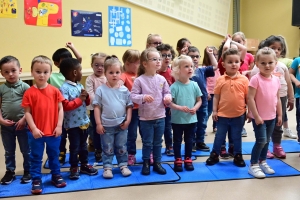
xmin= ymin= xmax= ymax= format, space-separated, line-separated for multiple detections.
xmin=31 ymin=179 xmax=42 ymax=195
xmin=21 ymin=171 xmax=31 ymax=183
xmin=206 ymin=152 xmax=219 ymax=165
xmin=233 ymin=153 xmax=246 ymax=167
xmin=228 ymin=145 xmax=234 ymax=157
xmin=69 ymin=167 xmax=80 ymax=180
xmin=80 ymin=164 xmax=98 ymax=175
xmin=120 ymin=166 xmax=132 ymax=177
xmin=259 ymin=161 xmax=275 ymax=174
xmin=128 ymin=154 xmax=136 ymax=166
xmin=174 ymin=158 xmax=183 ymax=172
xmin=1 ymin=170 xmax=15 ymax=185
xmin=94 ymin=149 xmax=102 ymax=162
xmin=165 ymin=146 xmax=174 ymax=156
xmin=103 ymin=168 xmax=113 ymax=179
xmin=220 ymin=147 xmax=229 ymax=159
xmin=248 ymin=164 xmax=266 ymax=179
xmin=51 ymin=174 xmax=66 ymax=188
xmin=241 ymin=128 xmax=247 ymax=137
xmin=283 ymin=128 xmax=297 ymax=139
xmin=273 ymin=145 xmax=286 ymax=159
xmin=267 ymin=150 xmax=274 ymax=159
xmin=192 ymin=144 xmax=197 ymax=152
xmin=196 ymin=142 xmax=210 ymax=151
xmin=59 ymin=152 xmax=66 ymax=165
xmin=150 ymin=152 xmax=154 ymax=165
xmin=184 ymin=157 xmax=194 ymax=171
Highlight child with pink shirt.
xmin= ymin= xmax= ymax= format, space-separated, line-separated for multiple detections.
xmin=247 ymin=47 xmax=282 ymax=179
xmin=131 ymin=47 xmax=172 ymax=175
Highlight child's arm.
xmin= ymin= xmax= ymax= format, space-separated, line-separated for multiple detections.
xmin=130 ymin=79 xmax=153 ymax=104
xmin=120 ymin=106 xmax=132 ymax=130
xmin=66 ymin=42 xmax=82 ymax=63
xmin=222 ymin=36 xmax=231 ymax=53
xmin=53 ymin=102 xmax=63 ymax=137
xmin=276 ymin=91 xmax=282 ymax=126
xmin=289 ymin=68 xmax=300 ymax=87
xmin=0 ymin=97 xmax=15 ymax=126
xmin=169 ymin=100 xmax=190 ymax=113
xmin=247 ymin=87 xmax=263 ymax=125
xmin=212 ymin=94 xmax=220 ymax=121
xmin=94 ymin=105 xmax=105 ymax=134
xmin=206 ymin=47 xmax=218 ymax=71
xmin=61 ymin=86 xmax=87 ymax=111
xmin=15 ymin=116 xmax=26 ymax=130
xmin=189 ymin=96 xmax=202 ymax=115
xmin=85 ymin=76 xmax=95 ymax=104
xmin=231 ymin=41 xmax=247 ymax=61
xmin=24 ymin=107 xmax=44 ymax=138
xmin=162 ymin=81 xmax=172 ymax=105
xmin=283 ymin=66 xmax=295 ymax=111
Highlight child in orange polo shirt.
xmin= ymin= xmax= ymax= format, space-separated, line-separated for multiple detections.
xmin=206 ymin=48 xmax=249 ymax=167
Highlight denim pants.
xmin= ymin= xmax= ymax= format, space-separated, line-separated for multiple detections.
xmin=28 ymin=132 xmax=61 ymax=180
xmin=140 ymin=118 xmax=165 ymax=162
xmin=250 ymin=119 xmax=276 ymax=164
xmin=172 ymin=123 xmax=196 ymax=159
xmin=212 ymin=115 xmax=244 ymax=155
xmin=164 ymin=107 xmax=173 ymax=148
xmin=272 ymin=96 xmax=287 ymax=144
xmin=296 ymin=98 xmax=300 ymax=142
xmin=207 ymin=94 xmax=217 ymax=129
xmin=68 ymin=127 xmax=89 ymax=167
xmin=194 ymin=105 xmax=208 ymax=143
xmin=0 ymin=125 xmax=30 ymax=172
xmin=100 ymin=125 xmax=128 ymax=168
xmin=127 ymin=109 xmax=141 ymax=155
xmin=90 ymin=110 xmax=102 ymax=150
xmin=59 ymin=124 xmax=68 ymax=153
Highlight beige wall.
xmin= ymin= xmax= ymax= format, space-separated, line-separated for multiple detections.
xmin=240 ymin=0 xmax=300 ymax=58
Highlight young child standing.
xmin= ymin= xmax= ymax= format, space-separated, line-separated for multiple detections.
xmin=131 ymin=47 xmax=172 ymax=175
xmin=93 ymin=56 xmax=133 ymax=179
xmin=120 ymin=49 xmax=141 ymax=166
xmin=169 ymin=55 xmax=202 ymax=172
xmin=59 ymin=58 xmax=98 ymax=180
xmin=22 ymin=55 xmax=66 ymax=195
xmin=205 ymin=49 xmax=248 ymax=167
xmin=86 ymin=52 xmax=107 ymax=162
xmin=0 ymin=56 xmax=31 ymax=185
xmin=156 ymin=44 xmax=176 ymax=156
xmin=248 ymin=48 xmax=282 ymax=179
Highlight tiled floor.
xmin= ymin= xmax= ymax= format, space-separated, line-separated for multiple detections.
xmin=2 ymin=109 xmax=300 ymax=200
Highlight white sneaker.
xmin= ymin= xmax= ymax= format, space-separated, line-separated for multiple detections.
xmin=259 ymin=161 xmax=275 ymax=174
xmin=120 ymin=166 xmax=132 ymax=177
xmin=283 ymin=128 xmax=297 ymax=139
xmin=248 ymin=164 xmax=266 ymax=178
xmin=103 ymin=168 xmax=113 ymax=179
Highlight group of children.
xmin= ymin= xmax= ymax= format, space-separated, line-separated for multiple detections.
xmin=0 ymin=32 xmax=299 ymax=195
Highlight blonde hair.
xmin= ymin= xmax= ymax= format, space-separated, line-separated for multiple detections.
xmin=122 ymin=49 xmax=140 ymax=71
xmin=232 ymin=32 xmax=246 ymax=42
xmin=255 ymin=47 xmax=277 ymax=62
xmin=171 ymin=55 xmax=193 ymax=80
xmin=31 ymin=55 xmax=52 ymax=71
xmin=146 ymin=34 xmax=162 ymax=48
xmin=138 ymin=47 xmax=159 ymax=76
xmin=91 ymin=52 xmax=107 ymax=64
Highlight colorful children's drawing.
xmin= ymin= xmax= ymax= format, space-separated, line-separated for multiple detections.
xmin=0 ymin=0 xmax=17 ymax=18
xmin=24 ymin=0 xmax=62 ymax=27
xmin=71 ymin=10 xmax=102 ymax=37
xmin=108 ymin=6 xmax=132 ymax=46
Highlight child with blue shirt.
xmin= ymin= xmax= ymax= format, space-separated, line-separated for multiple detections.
xmin=59 ymin=58 xmax=98 ymax=180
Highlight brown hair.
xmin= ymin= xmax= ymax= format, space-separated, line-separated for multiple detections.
xmin=104 ymin=55 xmax=122 ymax=73
xmin=255 ymin=47 xmax=277 ymax=62
xmin=31 ymin=55 xmax=52 ymax=71
xmin=222 ymin=48 xmax=240 ymax=61
xmin=138 ymin=47 xmax=160 ymax=76
xmin=91 ymin=52 xmax=107 ymax=64
xmin=122 ymin=49 xmax=140 ymax=71
xmin=202 ymin=46 xmax=218 ymax=66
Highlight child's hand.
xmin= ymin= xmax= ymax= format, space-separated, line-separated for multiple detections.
xmin=81 ymin=89 xmax=88 ymax=96
xmin=53 ymin=126 xmax=62 ymax=137
xmin=163 ymin=96 xmax=172 ymax=105
xmin=32 ymin=128 xmax=44 ymax=139
xmin=15 ymin=118 xmax=26 ymax=130
xmin=180 ymin=106 xmax=190 ymax=113
xmin=143 ymin=95 xmax=154 ymax=103
xmin=287 ymin=101 xmax=294 ymax=111
xmin=120 ymin=120 xmax=130 ymax=130
xmin=246 ymin=112 xmax=252 ymax=123
xmin=276 ymin=116 xmax=282 ymax=126
xmin=66 ymin=42 xmax=74 ymax=49
xmin=189 ymin=107 xmax=197 ymax=115
xmin=254 ymin=116 xmax=264 ymax=125
xmin=0 ymin=119 xmax=15 ymax=126
xmin=206 ymin=46 xmax=213 ymax=54
xmin=212 ymin=111 xmax=218 ymax=121
xmin=96 ymin=124 xmax=105 ymax=135
xmin=79 ymin=92 xmax=87 ymax=101
xmin=180 ymin=46 xmax=189 ymax=55
xmin=296 ymin=80 xmax=300 ymax=88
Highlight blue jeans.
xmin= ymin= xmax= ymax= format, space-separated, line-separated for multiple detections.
xmin=207 ymin=94 xmax=217 ymax=129
xmin=164 ymin=107 xmax=173 ymax=148
xmin=296 ymin=98 xmax=300 ymax=142
xmin=212 ymin=115 xmax=244 ymax=155
xmin=194 ymin=105 xmax=208 ymax=143
xmin=250 ymin=119 xmax=276 ymax=164
xmin=1 ymin=125 xmax=30 ymax=172
xmin=28 ymin=132 xmax=61 ymax=180
xmin=172 ymin=123 xmax=196 ymax=159
xmin=100 ymin=125 xmax=128 ymax=168
xmin=140 ymin=118 xmax=165 ymax=162
xmin=59 ymin=124 xmax=68 ymax=153
xmin=127 ymin=109 xmax=141 ymax=155
xmin=68 ymin=127 xmax=89 ymax=167
xmin=90 ymin=110 xmax=102 ymax=150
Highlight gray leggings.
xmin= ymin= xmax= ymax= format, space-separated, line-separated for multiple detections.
xmin=271 ymin=96 xmax=287 ymax=144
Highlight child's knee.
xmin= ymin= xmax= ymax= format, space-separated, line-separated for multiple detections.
xmin=116 ymin=145 xmax=127 ymax=156
xmin=103 ymin=143 xmax=114 ymax=155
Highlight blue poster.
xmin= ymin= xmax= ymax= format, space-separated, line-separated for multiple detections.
xmin=71 ymin=10 xmax=102 ymax=37
xmin=108 ymin=6 xmax=132 ymax=46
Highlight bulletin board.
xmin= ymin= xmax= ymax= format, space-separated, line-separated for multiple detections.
xmin=125 ymin=0 xmax=230 ymax=36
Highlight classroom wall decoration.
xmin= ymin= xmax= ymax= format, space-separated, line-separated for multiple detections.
xmin=0 ymin=0 xmax=17 ymax=18
xmin=24 ymin=0 xmax=62 ymax=27
xmin=108 ymin=6 xmax=132 ymax=46
xmin=71 ymin=10 xmax=102 ymax=37
xmin=125 ymin=0 xmax=230 ymax=36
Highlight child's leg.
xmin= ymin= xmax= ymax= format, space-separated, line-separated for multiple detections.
xmin=78 ymin=129 xmax=89 ymax=165
xmin=27 ymin=132 xmax=44 ymax=180
xmin=195 ymin=105 xmax=209 ymax=150
xmin=68 ymin=127 xmax=82 ymax=167
xmin=153 ymin=118 xmax=165 ymax=163
xmin=45 ymin=136 xmax=61 ymax=175
xmin=211 ymin=117 xmax=229 ymax=155
xmin=259 ymin=119 xmax=276 ymax=161
xmin=16 ymin=128 xmax=30 ymax=172
xmin=127 ymin=109 xmax=139 ymax=155
xmin=164 ymin=107 xmax=173 ymax=150
xmin=183 ymin=123 xmax=197 ymax=158
xmin=100 ymin=126 xmax=115 ymax=169
xmin=171 ymin=123 xmax=184 ymax=158
xmin=114 ymin=128 xmax=128 ymax=167
xmin=90 ymin=110 xmax=102 ymax=152
xmin=140 ymin=120 xmax=155 ymax=161
xmin=1 ymin=126 xmax=17 ymax=172
xmin=207 ymin=94 xmax=215 ymax=129
xmin=272 ymin=97 xmax=286 ymax=144
xmin=59 ymin=125 xmax=67 ymax=153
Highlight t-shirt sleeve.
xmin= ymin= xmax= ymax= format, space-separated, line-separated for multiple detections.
xmin=126 ymin=89 xmax=133 ymax=107
xmin=60 ymin=85 xmax=69 ymax=100
xmin=56 ymin=88 xmax=64 ymax=102
xmin=249 ymin=75 xmax=258 ymax=89
xmin=170 ymin=83 xmax=177 ymax=101
xmin=93 ymin=87 xmax=102 ymax=106
xmin=205 ymin=66 xmax=215 ymax=78
xmin=194 ymin=82 xmax=202 ymax=97
xmin=21 ymin=90 xmax=31 ymax=108
xmin=291 ymin=58 xmax=300 ymax=71
xmin=213 ymin=76 xmax=223 ymax=95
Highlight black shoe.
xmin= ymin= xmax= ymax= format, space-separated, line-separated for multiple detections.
xmin=174 ymin=158 xmax=183 ymax=172
xmin=141 ymin=159 xmax=150 ymax=175
xmin=184 ymin=157 xmax=194 ymax=171
xmin=1 ymin=170 xmax=15 ymax=185
xmin=21 ymin=171 xmax=31 ymax=183
xmin=80 ymin=164 xmax=98 ymax=175
xmin=196 ymin=142 xmax=210 ymax=152
xmin=228 ymin=145 xmax=234 ymax=157
xmin=51 ymin=174 xmax=67 ymax=188
xmin=69 ymin=167 xmax=80 ymax=180
xmin=31 ymin=179 xmax=42 ymax=195
xmin=153 ymin=162 xmax=167 ymax=175
xmin=59 ymin=152 xmax=66 ymax=165
xmin=95 ymin=149 xmax=102 ymax=162
xmin=233 ymin=153 xmax=246 ymax=167
xmin=192 ymin=144 xmax=197 ymax=152
xmin=206 ymin=152 xmax=219 ymax=165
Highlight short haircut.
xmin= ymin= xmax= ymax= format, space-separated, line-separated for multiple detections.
xmin=171 ymin=55 xmax=193 ymax=80
xmin=59 ymin=58 xmax=80 ymax=78
xmin=255 ymin=47 xmax=277 ymax=62
xmin=222 ymin=48 xmax=240 ymax=61
xmin=187 ymin=46 xmax=200 ymax=54
xmin=156 ymin=44 xmax=176 ymax=60
xmin=104 ymin=55 xmax=122 ymax=73
xmin=31 ymin=55 xmax=53 ymax=71
xmin=91 ymin=52 xmax=107 ymax=64
xmin=52 ymin=48 xmax=72 ymax=63
xmin=0 ymin=55 xmax=20 ymax=70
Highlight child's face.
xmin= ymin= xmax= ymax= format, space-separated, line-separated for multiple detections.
xmin=105 ymin=64 xmax=122 ymax=85
xmin=125 ymin=59 xmax=139 ymax=74
xmin=144 ymin=52 xmax=162 ymax=73
xmin=179 ymin=59 xmax=194 ymax=79
xmin=160 ymin=50 xmax=172 ymax=71
xmin=0 ymin=61 xmax=22 ymax=84
xmin=256 ymin=54 xmax=277 ymax=77
xmin=269 ymin=42 xmax=282 ymax=58
xmin=31 ymin=62 xmax=51 ymax=86
xmin=147 ymin=36 xmax=162 ymax=48
xmin=91 ymin=57 xmax=105 ymax=77
xmin=232 ymin=35 xmax=245 ymax=45
xmin=75 ymin=64 xmax=82 ymax=82
xmin=222 ymin=54 xmax=240 ymax=76
xmin=187 ymin=51 xmax=200 ymax=67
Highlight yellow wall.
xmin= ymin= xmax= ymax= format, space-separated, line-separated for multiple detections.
xmin=240 ymin=0 xmax=300 ymax=58
xmin=0 ymin=0 xmax=232 ymax=74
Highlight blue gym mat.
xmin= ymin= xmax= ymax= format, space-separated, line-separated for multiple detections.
xmin=0 ymin=164 xmax=179 ymax=198
xmin=269 ymin=140 xmax=300 ymax=153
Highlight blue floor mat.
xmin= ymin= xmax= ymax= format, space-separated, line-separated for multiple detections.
xmin=269 ymin=140 xmax=300 ymax=153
